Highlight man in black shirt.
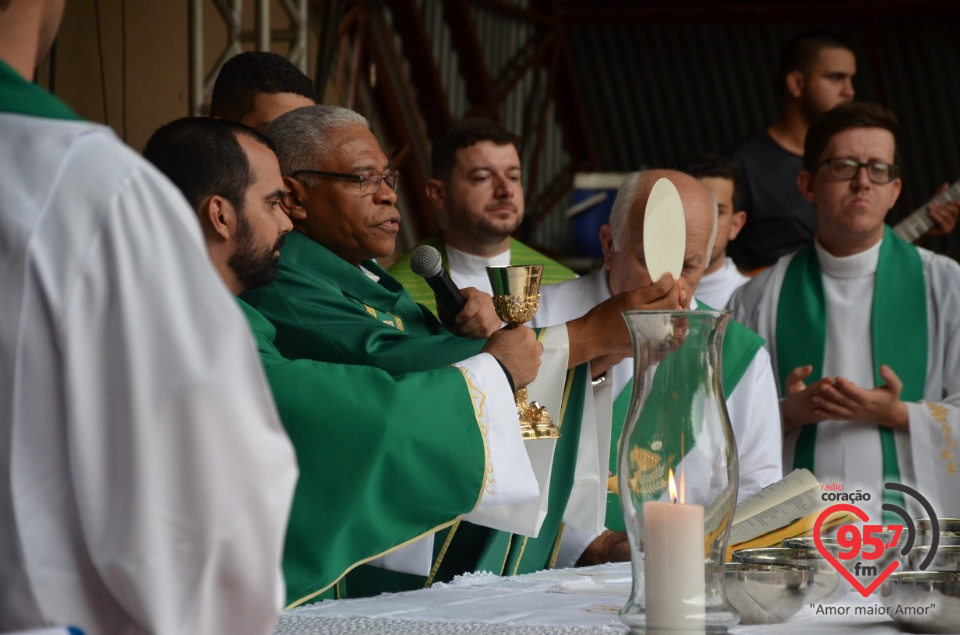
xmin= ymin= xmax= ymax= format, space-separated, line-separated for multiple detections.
xmin=729 ymin=30 xmax=856 ymax=271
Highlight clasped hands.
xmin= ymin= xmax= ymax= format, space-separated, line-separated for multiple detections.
xmin=780 ymin=363 xmax=909 ymax=433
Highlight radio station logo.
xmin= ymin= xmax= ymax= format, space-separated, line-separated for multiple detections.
xmin=813 ymin=482 xmax=940 ymax=597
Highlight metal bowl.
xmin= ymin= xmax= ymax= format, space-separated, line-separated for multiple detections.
xmin=880 ymin=571 xmax=960 ymax=633
xmin=908 ymin=545 xmax=960 ymax=572
xmin=916 ymin=518 xmax=960 ymax=533
xmin=724 ymin=562 xmax=814 ymax=624
xmin=916 ymin=518 xmax=960 ymax=546
xmin=784 ymin=535 xmax=902 ymax=582
xmin=732 ymin=546 xmax=847 ymax=604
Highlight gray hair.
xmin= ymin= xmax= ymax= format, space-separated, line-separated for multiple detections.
xmin=608 ymin=171 xmax=644 ymax=250
xmin=265 ymin=105 xmax=370 ymax=177
xmin=609 ymin=170 xmax=719 ymax=265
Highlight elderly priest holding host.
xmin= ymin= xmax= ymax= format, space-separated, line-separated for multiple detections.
xmin=534 ymin=169 xmax=784 ymax=567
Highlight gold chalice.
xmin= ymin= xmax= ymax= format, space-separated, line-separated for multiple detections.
xmin=486 ymin=265 xmax=558 ymax=440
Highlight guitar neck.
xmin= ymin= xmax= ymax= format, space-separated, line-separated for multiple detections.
xmin=894 ymin=180 xmax=960 ymax=243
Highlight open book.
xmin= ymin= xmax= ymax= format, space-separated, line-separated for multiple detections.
xmin=725 ymin=469 xmax=859 ymax=560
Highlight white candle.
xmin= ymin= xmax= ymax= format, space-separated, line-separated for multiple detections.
xmin=643 ymin=470 xmax=705 ymax=631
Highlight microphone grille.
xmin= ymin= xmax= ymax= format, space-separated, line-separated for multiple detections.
xmin=410 ymin=245 xmax=443 ymax=277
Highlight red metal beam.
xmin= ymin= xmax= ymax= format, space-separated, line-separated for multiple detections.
xmin=383 ymin=0 xmax=453 ymax=140
xmin=441 ymin=0 xmax=498 ymax=118
xmin=367 ymin=4 xmax=438 ymax=236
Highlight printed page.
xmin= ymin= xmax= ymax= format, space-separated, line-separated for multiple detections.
xmin=728 ymin=487 xmax=828 ymax=546
xmin=732 ymin=468 xmax=820 ymax=524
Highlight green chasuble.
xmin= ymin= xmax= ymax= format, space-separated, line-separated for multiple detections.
xmin=243 ymin=231 xmax=486 ymax=372
xmin=242 ymin=231 xmax=590 ymax=596
xmin=236 ymin=299 xmax=490 ymax=608
xmin=604 ymin=305 xmax=764 ymax=532
xmin=390 ymin=233 xmax=578 ymax=316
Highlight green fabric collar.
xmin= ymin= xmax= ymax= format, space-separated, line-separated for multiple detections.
xmin=777 ymin=226 xmax=927 ymax=518
xmin=0 ymin=59 xmax=80 ymax=121
xmin=283 ymin=230 xmax=408 ymax=313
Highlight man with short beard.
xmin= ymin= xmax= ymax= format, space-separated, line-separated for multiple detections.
xmin=144 ymin=116 xmax=548 ymax=607
xmin=729 ymin=30 xmax=858 ymax=271
xmin=391 ymin=118 xmax=576 ymax=315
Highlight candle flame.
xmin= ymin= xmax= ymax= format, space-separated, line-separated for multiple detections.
xmin=668 ymin=468 xmax=677 ymax=503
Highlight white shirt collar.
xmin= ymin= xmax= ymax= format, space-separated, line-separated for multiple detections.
xmin=814 ymin=236 xmax=882 ymax=279
xmin=446 ymin=243 xmax=511 ymax=275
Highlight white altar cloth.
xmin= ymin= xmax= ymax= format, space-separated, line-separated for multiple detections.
xmin=274 ymin=562 xmax=920 ymax=635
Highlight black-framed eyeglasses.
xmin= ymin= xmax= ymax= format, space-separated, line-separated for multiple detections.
xmin=289 ymin=169 xmax=401 ymax=194
xmin=817 ymin=158 xmax=900 ymax=184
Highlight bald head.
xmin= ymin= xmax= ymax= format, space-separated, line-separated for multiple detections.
xmin=600 ymin=169 xmax=717 ymax=306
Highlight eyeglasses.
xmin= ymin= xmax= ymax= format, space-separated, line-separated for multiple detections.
xmin=289 ymin=169 xmax=401 ymax=194
xmin=817 ymin=158 xmax=900 ymax=184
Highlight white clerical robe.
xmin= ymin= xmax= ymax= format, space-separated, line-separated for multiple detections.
xmin=535 ymin=269 xmax=783 ymax=565
xmin=729 ymin=238 xmax=960 ymax=520
xmin=0 ymin=114 xmax=298 ymax=633
xmin=697 ymin=256 xmax=751 ymax=309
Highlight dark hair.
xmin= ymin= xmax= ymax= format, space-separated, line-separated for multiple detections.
xmin=431 ymin=118 xmax=521 ymax=180
xmin=778 ymin=30 xmax=855 ymax=94
xmin=209 ymin=52 xmax=317 ymax=121
xmin=673 ymin=152 xmax=741 ymax=211
xmin=143 ymin=117 xmax=274 ymax=213
xmin=802 ymin=102 xmax=901 ymax=174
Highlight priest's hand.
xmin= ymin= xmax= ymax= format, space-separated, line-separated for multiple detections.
xmin=576 ymin=530 xmax=630 ymax=566
xmin=440 ymin=287 xmax=501 ymax=339
xmin=567 ymin=274 xmax=680 ymax=369
xmin=780 ymin=364 xmax=837 ymax=433
xmin=483 ymin=325 xmax=543 ymax=389
xmin=819 ymin=365 xmax=909 ymax=431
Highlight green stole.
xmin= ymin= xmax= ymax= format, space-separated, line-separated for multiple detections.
xmin=389 ymin=233 xmax=578 ymax=316
xmin=428 ymin=364 xmax=588 ymax=581
xmin=776 ymin=227 xmax=927 ymax=522
xmin=0 ymin=59 xmax=81 ymax=120
xmin=605 ymin=303 xmax=763 ymax=532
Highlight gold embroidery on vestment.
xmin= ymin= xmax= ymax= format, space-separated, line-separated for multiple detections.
xmin=460 ymin=367 xmax=494 ymax=495
xmin=929 ymin=402 xmax=949 ymax=423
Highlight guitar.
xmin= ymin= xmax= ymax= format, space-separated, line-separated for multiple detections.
xmin=893 ymin=179 xmax=960 ymax=243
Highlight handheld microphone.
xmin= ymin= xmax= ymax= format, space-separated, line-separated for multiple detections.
xmin=410 ymin=245 xmax=467 ymax=316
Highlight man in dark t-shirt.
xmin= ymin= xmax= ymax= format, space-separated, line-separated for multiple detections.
xmin=729 ymin=31 xmax=856 ymax=271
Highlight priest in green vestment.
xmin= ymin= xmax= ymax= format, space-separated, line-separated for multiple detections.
xmin=143 ymin=116 xmax=552 ymax=608
xmin=245 ymin=105 xmax=689 ymax=595
xmin=730 ymin=102 xmax=960 ymax=522
xmin=389 ymin=118 xmax=576 ymax=316
xmin=534 ymin=169 xmax=783 ymax=567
